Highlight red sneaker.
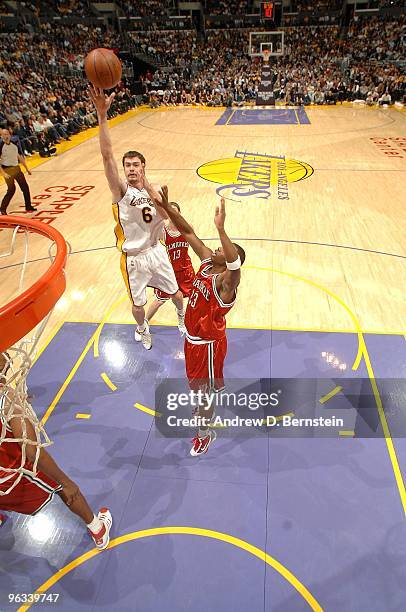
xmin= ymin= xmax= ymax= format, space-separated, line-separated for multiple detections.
xmin=88 ymin=508 xmax=112 ymax=550
xmin=190 ymin=431 xmax=216 ymax=456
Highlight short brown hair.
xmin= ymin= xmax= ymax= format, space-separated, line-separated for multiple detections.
xmin=122 ymin=150 xmax=146 ymax=166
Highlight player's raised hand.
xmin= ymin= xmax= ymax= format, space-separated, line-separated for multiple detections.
xmin=159 ymin=185 xmax=169 ymax=209
xmin=88 ymin=85 xmax=115 ymax=117
xmin=214 ymin=197 xmax=226 ymax=230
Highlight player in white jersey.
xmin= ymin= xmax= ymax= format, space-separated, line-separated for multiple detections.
xmin=90 ymin=86 xmax=186 ymax=349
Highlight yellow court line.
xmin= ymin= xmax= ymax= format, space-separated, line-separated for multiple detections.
xmin=246 ymin=264 xmax=406 ymax=516
xmin=17 ymin=527 xmax=323 ymax=612
xmin=40 ymin=330 xmax=99 ymax=426
xmin=93 ymin=294 xmax=127 ymax=358
xmin=134 ymin=402 xmax=161 ymax=417
xmin=76 ymin=413 xmax=91 ymax=419
xmin=41 ymin=295 xmax=126 ymax=426
xmin=225 ymin=109 xmax=237 ymax=125
xmin=339 ymin=431 xmax=355 ymax=437
xmin=319 ymin=386 xmax=343 ymax=405
xmin=100 ymin=373 xmax=117 ymax=391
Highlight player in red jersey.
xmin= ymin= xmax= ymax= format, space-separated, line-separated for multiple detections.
xmin=153 ymin=187 xmax=245 ymax=456
xmin=0 ymin=352 xmax=112 ymax=549
xmin=145 ymin=202 xmax=194 ymax=327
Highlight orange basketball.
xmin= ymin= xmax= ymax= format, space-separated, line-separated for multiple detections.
xmin=84 ymin=48 xmax=122 ymax=90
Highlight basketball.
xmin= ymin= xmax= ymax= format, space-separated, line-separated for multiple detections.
xmin=84 ymin=48 xmax=122 ymax=90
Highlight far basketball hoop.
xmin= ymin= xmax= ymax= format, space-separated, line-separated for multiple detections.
xmin=249 ymin=31 xmax=284 ymax=58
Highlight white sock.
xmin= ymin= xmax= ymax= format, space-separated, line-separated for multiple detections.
xmin=87 ymin=514 xmax=103 ymax=533
xmin=137 ymin=322 xmax=146 ymax=332
xmin=198 ymin=428 xmax=209 ymax=438
xmin=176 ymin=308 xmax=184 ymax=316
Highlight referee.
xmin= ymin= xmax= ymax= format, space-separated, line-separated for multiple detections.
xmin=0 ymin=127 xmax=36 ymax=215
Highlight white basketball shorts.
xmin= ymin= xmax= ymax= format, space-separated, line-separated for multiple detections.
xmin=120 ymin=242 xmax=178 ymax=307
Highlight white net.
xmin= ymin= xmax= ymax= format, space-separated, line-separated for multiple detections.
xmin=0 ymin=348 xmax=52 ymax=495
xmin=0 ymin=223 xmax=68 ymax=496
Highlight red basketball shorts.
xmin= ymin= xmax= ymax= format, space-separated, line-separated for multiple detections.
xmin=0 ymin=470 xmax=62 ymax=516
xmin=184 ymin=336 xmax=227 ymax=392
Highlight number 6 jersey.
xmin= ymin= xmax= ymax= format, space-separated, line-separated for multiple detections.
xmin=112 ymin=184 xmax=165 ymax=255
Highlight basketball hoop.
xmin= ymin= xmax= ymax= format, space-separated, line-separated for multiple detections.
xmin=0 ymin=216 xmax=67 ymax=352
xmin=262 ymin=49 xmax=271 ymax=64
xmin=0 ymin=216 xmax=68 ymax=495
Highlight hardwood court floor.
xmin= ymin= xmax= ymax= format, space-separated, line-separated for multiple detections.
xmin=0 ymin=105 xmax=404 ymax=336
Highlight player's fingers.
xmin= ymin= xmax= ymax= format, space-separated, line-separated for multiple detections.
xmin=215 ymin=205 xmax=219 ymax=215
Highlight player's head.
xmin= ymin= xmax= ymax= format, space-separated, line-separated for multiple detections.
xmin=1 ymin=128 xmax=11 ymax=144
xmin=122 ymin=150 xmax=145 ymax=184
xmin=211 ymin=244 xmax=246 ymax=267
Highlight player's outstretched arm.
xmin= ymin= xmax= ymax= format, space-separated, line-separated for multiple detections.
xmin=214 ymin=198 xmax=241 ymax=301
xmin=89 ymin=85 xmax=125 ymax=203
xmin=154 ymin=186 xmax=212 ymax=261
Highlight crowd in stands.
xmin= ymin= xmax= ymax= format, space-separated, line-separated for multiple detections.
xmin=2 ymin=23 xmax=117 ymax=71
xmin=204 ymin=0 xmax=253 ymax=16
xmin=0 ymin=23 xmax=136 ymax=158
xmin=54 ymin=0 xmax=94 ymax=17
xmin=128 ymin=30 xmax=199 ymax=67
xmin=138 ymin=17 xmax=404 ymax=107
xmin=295 ymin=1 xmax=342 ymax=11
xmin=117 ymin=0 xmax=175 ymax=18
xmin=0 ymin=5 xmax=404 ymax=158
xmin=347 ymin=15 xmax=404 ymax=62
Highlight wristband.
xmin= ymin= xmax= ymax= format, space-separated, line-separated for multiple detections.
xmin=226 ymin=256 xmax=241 ymax=271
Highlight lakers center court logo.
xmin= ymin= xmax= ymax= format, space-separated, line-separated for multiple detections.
xmin=197 ymin=150 xmax=314 ymax=201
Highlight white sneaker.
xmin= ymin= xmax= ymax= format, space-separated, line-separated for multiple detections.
xmin=177 ymin=311 xmax=186 ymax=335
xmin=137 ymin=319 xmax=152 ymax=350
xmin=134 ymin=319 xmax=148 ymax=342
xmin=89 ymin=508 xmax=112 ymax=550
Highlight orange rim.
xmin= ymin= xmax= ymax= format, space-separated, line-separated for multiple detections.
xmin=0 ymin=216 xmax=67 ymax=353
